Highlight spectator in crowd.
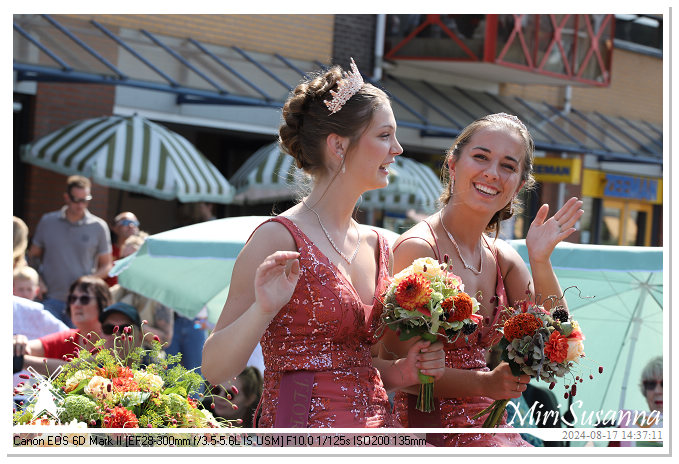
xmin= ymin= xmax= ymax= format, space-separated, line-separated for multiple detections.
xmin=608 ymin=356 xmax=663 ymax=447
xmin=640 ymin=356 xmax=663 ymax=416
xmin=28 ymin=175 xmax=112 ymax=327
xmin=197 ymin=202 xmax=217 ymax=221
xmin=13 ymin=276 xmax=110 ymax=377
xmin=99 ymin=302 xmax=145 ymax=362
xmin=106 ymin=212 xmax=141 ymax=286
xmin=166 ymin=312 xmax=206 ymax=379
xmin=13 ymin=265 xmax=40 ymax=301
xmin=13 ymin=296 xmax=68 ymax=387
xmin=204 ymin=366 xmax=263 ymax=427
xmin=110 ymin=234 xmax=173 ymax=347
xmin=13 ymin=216 xmax=29 ymax=269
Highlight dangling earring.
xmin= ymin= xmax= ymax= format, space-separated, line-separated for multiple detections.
xmin=338 ymin=151 xmax=345 ymax=174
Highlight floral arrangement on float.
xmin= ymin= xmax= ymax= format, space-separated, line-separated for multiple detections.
xmin=13 ymin=326 xmax=234 ymax=429
xmin=473 ymin=291 xmax=602 ymax=428
xmin=380 ymin=256 xmax=482 ymax=412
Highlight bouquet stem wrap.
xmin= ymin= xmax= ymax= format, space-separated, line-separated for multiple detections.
xmin=472 ymin=398 xmax=510 ymax=428
xmin=415 ymin=332 xmax=437 ymax=413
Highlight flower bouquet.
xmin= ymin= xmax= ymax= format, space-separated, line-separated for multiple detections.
xmin=381 ymin=257 xmax=482 ymax=412
xmin=472 ymin=296 xmax=594 ymax=428
xmin=13 ymin=329 xmax=233 ymax=429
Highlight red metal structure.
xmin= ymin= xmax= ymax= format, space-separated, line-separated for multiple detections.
xmin=385 ymin=14 xmax=614 ymax=86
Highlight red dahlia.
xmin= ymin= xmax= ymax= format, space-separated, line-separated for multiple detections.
xmin=103 ymin=406 xmax=139 ymax=428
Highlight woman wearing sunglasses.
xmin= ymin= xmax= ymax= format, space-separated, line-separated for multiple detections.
xmin=608 ymin=356 xmax=663 ymax=447
xmin=13 ymin=275 xmax=111 ymax=376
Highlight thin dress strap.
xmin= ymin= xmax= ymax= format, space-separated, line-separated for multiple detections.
xmin=393 ymin=219 xmax=442 ymax=261
xmin=482 ymin=235 xmax=508 ymax=327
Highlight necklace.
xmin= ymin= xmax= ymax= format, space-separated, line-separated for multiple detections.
xmin=439 ymin=211 xmax=483 ymax=275
xmin=303 ymin=199 xmax=361 ymax=264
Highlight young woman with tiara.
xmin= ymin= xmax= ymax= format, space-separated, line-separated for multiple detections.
xmin=202 ymin=59 xmax=445 ymax=428
xmin=381 ymin=113 xmax=584 ymax=445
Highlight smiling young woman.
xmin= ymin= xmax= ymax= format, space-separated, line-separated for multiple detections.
xmin=382 ymin=113 xmax=584 ymax=447
xmin=202 ymin=59 xmax=445 ymax=429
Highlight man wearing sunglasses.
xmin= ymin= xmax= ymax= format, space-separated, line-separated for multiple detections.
xmin=28 ymin=175 xmax=112 ymax=327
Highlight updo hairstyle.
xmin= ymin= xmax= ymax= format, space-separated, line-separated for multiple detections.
xmin=440 ymin=113 xmax=536 ymax=236
xmin=279 ymin=64 xmax=389 ymax=177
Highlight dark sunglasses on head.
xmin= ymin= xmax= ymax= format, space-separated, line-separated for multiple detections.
xmin=643 ymin=380 xmax=663 ymax=390
xmin=69 ymin=193 xmax=92 ymax=204
xmin=102 ymin=323 xmax=134 ymax=335
xmin=68 ymin=294 xmax=93 ymax=305
xmin=117 ymin=219 xmax=140 ymax=227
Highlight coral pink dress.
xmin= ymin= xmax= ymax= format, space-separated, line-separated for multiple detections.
xmin=392 ymin=225 xmax=531 ymax=446
xmin=254 ymin=217 xmax=398 ymax=428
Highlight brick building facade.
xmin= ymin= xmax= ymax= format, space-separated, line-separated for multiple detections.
xmin=14 ymin=14 xmax=663 ymax=246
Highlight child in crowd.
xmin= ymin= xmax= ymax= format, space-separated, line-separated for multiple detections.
xmin=13 ymin=266 xmax=40 ymax=301
xmin=203 ymin=367 xmax=263 ymax=427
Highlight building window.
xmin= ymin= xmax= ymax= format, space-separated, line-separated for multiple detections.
xmin=614 ymin=14 xmax=662 ymax=52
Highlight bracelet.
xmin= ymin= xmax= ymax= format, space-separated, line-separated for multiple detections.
xmin=13 ymin=354 xmax=24 ymax=374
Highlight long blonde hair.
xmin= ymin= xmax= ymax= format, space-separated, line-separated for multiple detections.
xmin=13 ymin=216 xmax=28 ymax=269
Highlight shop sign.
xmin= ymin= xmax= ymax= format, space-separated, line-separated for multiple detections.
xmin=604 ymin=173 xmax=658 ymax=201
xmin=533 ymin=157 xmax=581 ymax=184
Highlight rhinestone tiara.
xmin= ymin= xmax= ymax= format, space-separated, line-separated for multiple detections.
xmin=324 ymin=57 xmax=364 ymax=115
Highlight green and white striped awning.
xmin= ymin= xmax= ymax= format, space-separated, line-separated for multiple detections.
xmin=21 ymin=114 xmax=234 ymax=204
xmin=230 ymin=142 xmax=302 ymax=204
xmin=231 ymin=143 xmax=442 ymax=212
xmin=360 ymin=156 xmax=442 ymax=214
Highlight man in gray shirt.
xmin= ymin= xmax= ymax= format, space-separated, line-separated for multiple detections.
xmin=28 ymin=175 xmax=112 ymax=327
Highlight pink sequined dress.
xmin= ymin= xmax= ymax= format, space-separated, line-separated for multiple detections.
xmin=254 ymin=217 xmax=398 ymax=428
xmin=392 ymin=226 xmax=531 ymax=446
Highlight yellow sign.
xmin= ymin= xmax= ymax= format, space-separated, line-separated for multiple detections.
xmin=533 ymin=157 xmax=581 ymax=184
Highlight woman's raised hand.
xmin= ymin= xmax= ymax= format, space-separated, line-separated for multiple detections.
xmin=253 ymin=251 xmax=301 ymax=318
xmin=483 ymin=361 xmax=531 ymax=400
xmin=526 ymin=197 xmax=584 ymax=263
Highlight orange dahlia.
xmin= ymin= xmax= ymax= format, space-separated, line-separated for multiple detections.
xmin=544 ymin=331 xmax=569 ymax=363
xmin=503 ymin=313 xmax=542 ymax=341
xmin=394 ymin=273 xmax=432 ymax=311
xmin=112 ymin=376 xmax=140 ymax=393
xmin=103 ymin=406 xmax=139 ymax=428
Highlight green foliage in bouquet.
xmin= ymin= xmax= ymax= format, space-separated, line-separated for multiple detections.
xmin=13 ymin=328 xmax=237 ymax=428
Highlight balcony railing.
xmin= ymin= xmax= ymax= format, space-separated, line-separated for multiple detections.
xmin=385 ymin=14 xmax=614 ymax=86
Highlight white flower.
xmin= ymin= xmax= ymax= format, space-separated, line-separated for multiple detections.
xmin=392 ymin=266 xmax=414 ymax=286
xmin=63 ymin=418 xmax=88 ymax=428
xmin=84 ymin=376 xmax=112 ymax=400
xmin=411 ymin=257 xmax=444 ymax=280
xmin=133 ymin=371 xmax=164 ymax=391
xmin=65 ymin=370 xmax=92 ymax=392
xmin=566 ymin=339 xmax=585 ymax=362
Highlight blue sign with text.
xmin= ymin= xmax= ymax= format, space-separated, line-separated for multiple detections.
xmin=604 ymin=174 xmax=658 ymax=201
